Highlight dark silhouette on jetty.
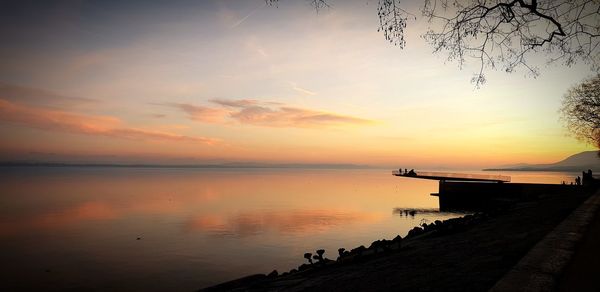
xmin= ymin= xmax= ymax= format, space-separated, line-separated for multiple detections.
xmin=393 ymin=169 xmax=511 ymax=183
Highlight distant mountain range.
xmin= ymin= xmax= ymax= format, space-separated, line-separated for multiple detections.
xmin=484 ymin=151 xmax=599 ymax=172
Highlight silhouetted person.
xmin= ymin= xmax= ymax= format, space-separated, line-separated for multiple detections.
xmin=404 ymin=168 xmax=408 ymax=175
xmin=576 ymin=176 xmax=581 ymax=185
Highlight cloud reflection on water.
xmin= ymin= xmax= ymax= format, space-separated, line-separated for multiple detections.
xmin=185 ymin=209 xmax=384 ymax=237
xmin=0 ymin=202 xmax=118 ymax=236
xmin=0 ymin=168 xmax=438 ymax=239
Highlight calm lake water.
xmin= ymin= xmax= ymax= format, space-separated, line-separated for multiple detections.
xmin=0 ymin=167 xmax=579 ymax=291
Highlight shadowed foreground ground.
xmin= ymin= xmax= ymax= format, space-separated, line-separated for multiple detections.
xmin=203 ymin=190 xmax=593 ymax=292
xmin=558 ymin=197 xmax=600 ymax=291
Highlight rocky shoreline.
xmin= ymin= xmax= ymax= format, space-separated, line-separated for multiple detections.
xmin=201 ymin=185 xmax=597 ymax=292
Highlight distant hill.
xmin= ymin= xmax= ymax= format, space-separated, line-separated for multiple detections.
xmin=484 ymin=151 xmax=599 ymax=172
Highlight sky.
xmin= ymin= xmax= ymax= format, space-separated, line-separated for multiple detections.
xmin=0 ymin=0 xmax=596 ymax=168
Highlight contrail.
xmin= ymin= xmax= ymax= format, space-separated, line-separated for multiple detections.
xmin=231 ymin=8 xmax=258 ymax=28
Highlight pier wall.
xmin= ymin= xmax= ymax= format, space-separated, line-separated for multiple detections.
xmin=437 ymin=182 xmax=585 ymax=211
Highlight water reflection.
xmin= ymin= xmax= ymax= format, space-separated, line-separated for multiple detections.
xmin=393 ymin=208 xmax=449 ymax=217
xmin=0 ymin=201 xmax=118 ymax=236
xmin=0 ymin=167 xmax=578 ymax=291
xmin=0 ymin=168 xmax=440 ymax=237
xmin=185 ymin=209 xmax=384 ymax=237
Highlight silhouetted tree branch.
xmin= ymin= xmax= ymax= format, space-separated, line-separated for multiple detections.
xmin=560 ymin=74 xmax=600 ymax=149
xmin=377 ymin=0 xmax=416 ymax=48
xmin=266 ymin=0 xmax=330 ymax=12
xmin=266 ymin=0 xmax=600 ymax=87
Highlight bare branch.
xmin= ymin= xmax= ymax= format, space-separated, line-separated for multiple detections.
xmin=267 ymin=0 xmax=600 ymax=86
xmin=266 ymin=0 xmax=330 ymax=12
xmin=561 ymin=74 xmax=600 ymax=148
xmin=422 ymin=0 xmax=600 ymax=86
xmin=377 ymin=0 xmax=416 ymax=48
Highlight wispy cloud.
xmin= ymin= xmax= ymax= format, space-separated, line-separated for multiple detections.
xmin=229 ymin=105 xmax=372 ymax=127
xmin=210 ymin=98 xmax=260 ymax=108
xmin=231 ymin=8 xmax=259 ymax=28
xmin=0 ymin=99 xmax=219 ymax=144
xmin=168 ymin=98 xmax=373 ymax=128
xmin=0 ymin=83 xmax=97 ymax=109
xmin=169 ymin=103 xmax=228 ymax=123
xmin=289 ymin=82 xmax=317 ymax=96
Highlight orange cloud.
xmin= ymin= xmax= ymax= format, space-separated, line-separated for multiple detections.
xmin=0 ymin=99 xmax=219 ymax=144
xmin=171 ymin=99 xmax=374 ymax=128
xmin=230 ymin=105 xmax=373 ymax=127
xmin=210 ymin=98 xmax=275 ymax=108
xmin=170 ymin=103 xmax=228 ymax=123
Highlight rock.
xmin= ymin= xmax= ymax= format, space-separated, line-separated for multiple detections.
xmin=316 ymin=249 xmax=325 ymax=262
xmin=304 ymin=252 xmax=313 ymax=264
xmin=298 ymin=263 xmax=310 ymax=271
xmin=407 ymin=226 xmax=424 ymax=237
xmin=350 ymin=245 xmax=367 ymax=255
xmin=369 ymin=240 xmax=381 ymax=249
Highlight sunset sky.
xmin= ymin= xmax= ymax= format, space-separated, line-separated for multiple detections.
xmin=0 ymin=0 xmax=596 ymax=168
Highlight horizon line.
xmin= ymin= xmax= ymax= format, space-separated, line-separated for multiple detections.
xmin=0 ymin=161 xmax=383 ymax=170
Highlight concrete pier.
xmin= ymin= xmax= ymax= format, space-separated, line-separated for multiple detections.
xmin=435 ymin=181 xmax=584 ymax=211
xmin=392 ymin=170 xmax=591 ymax=211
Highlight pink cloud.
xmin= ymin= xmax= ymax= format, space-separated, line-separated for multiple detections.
xmin=210 ymin=98 xmax=283 ymax=107
xmin=171 ymin=103 xmax=228 ymax=123
xmin=171 ymin=99 xmax=374 ymax=128
xmin=210 ymin=98 xmax=261 ymax=108
xmin=0 ymin=99 xmax=219 ymax=144
xmin=227 ymin=102 xmax=373 ymax=127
